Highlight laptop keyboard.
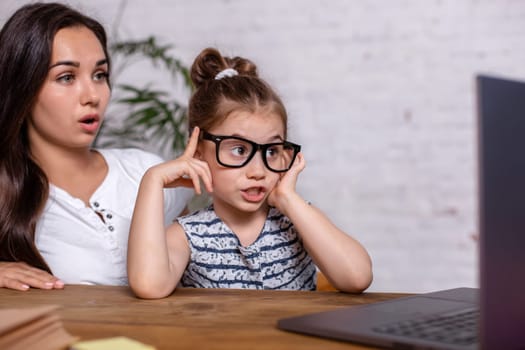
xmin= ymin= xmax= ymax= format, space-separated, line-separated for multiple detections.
xmin=372 ymin=307 xmax=479 ymax=346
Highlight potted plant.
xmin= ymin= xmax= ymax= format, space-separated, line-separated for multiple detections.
xmin=94 ymin=36 xmax=192 ymax=158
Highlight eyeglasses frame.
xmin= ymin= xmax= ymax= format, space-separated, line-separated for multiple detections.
xmin=200 ymin=130 xmax=301 ymax=173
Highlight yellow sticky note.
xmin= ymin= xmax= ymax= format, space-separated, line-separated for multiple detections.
xmin=71 ymin=336 xmax=156 ymax=350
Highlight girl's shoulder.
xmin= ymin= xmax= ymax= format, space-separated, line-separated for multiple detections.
xmin=267 ymin=207 xmax=291 ymax=224
xmin=178 ymin=205 xmax=216 ymax=224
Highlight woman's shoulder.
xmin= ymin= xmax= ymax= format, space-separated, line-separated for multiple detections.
xmin=98 ymin=147 xmax=163 ymax=162
xmin=97 ymin=148 xmax=164 ymax=172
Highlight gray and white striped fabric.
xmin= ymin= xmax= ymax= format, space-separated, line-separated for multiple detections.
xmin=178 ymin=205 xmax=317 ymax=290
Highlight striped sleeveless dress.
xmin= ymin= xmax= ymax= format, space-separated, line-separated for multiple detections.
xmin=177 ymin=205 xmax=317 ymax=290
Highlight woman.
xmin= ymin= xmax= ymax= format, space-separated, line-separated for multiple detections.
xmin=0 ymin=2 xmax=191 ymax=290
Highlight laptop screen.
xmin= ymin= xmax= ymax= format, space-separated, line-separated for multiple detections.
xmin=477 ymin=75 xmax=525 ymax=349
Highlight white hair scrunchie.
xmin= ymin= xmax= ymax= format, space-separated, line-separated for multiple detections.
xmin=215 ymin=68 xmax=239 ymax=80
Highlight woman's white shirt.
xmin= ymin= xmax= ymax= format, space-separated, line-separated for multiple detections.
xmin=34 ymin=148 xmax=193 ymax=285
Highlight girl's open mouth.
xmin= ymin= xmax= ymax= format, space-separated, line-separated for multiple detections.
xmin=241 ymin=187 xmax=266 ymax=202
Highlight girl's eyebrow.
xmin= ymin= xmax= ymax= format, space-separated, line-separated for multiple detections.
xmin=230 ymin=133 xmax=284 ymax=142
xmin=265 ymin=134 xmax=285 ymax=142
xmin=49 ymin=58 xmax=108 ymax=69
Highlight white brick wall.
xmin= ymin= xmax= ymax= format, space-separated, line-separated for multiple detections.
xmin=3 ymin=0 xmax=525 ymax=292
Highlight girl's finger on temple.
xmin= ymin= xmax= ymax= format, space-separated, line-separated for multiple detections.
xmin=183 ymin=126 xmax=200 ymax=157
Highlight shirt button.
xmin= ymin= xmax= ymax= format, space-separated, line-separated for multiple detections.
xmin=108 ymin=226 xmax=114 ymax=231
xmin=93 ymin=202 xmax=100 ymax=208
xmin=106 ymin=213 xmax=113 ymax=219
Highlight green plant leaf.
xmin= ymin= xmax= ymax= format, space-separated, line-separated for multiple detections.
xmin=94 ymin=36 xmax=191 ymax=157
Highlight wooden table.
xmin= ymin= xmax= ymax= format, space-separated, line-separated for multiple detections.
xmin=0 ymin=285 xmax=407 ymax=350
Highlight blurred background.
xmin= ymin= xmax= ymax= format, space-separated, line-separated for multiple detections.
xmin=2 ymin=0 xmax=525 ymax=292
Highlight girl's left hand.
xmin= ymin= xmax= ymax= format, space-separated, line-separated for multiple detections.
xmin=267 ymin=152 xmax=305 ymax=210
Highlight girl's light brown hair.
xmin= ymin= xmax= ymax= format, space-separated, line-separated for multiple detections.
xmin=188 ymin=47 xmax=289 ymax=138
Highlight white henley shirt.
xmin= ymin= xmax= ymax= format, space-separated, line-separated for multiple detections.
xmin=34 ymin=148 xmax=193 ymax=285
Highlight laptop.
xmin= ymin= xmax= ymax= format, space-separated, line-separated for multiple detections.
xmin=277 ymin=75 xmax=525 ymax=350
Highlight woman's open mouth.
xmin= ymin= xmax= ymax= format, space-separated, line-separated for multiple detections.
xmin=79 ymin=115 xmax=100 ymax=133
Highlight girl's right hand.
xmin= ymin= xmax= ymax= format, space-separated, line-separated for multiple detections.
xmin=145 ymin=127 xmax=213 ymax=195
xmin=0 ymin=261 xmax=64 ymax=291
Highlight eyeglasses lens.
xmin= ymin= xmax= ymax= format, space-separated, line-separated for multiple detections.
xmin=217 ymin=139 xmax=296 ymax=171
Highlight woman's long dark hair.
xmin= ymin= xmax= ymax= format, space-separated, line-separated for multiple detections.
xmin=0 ymin=3 xmax=110 ymax=272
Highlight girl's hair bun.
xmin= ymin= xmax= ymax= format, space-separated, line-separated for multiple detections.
xmin=190 ymin=47 xmax=258 ymax=89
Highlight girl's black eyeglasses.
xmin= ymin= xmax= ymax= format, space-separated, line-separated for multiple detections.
xmin=201 ymin=131 xmax=301 ymax=173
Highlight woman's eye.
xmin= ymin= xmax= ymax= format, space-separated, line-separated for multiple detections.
xmin=57 ymin=74 xmax=74 ymax=84
xmin=94 ymin=71 xmax=109 ymax=82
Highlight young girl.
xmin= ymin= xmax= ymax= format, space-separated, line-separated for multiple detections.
xmin=0 ymin=3 xmax=191 ymax=290
xmin=128 ymin=48 xmax=373 ymax=299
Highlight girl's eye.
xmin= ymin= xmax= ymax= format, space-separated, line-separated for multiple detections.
xmin=266 ymin=145 xmax=281 ymax=159
xmin=57 ymin=74 xmax=74 ymax=84
xmin=94 ymin=71 xmax=109 ymax=82
xmin=231 ymin=145 xmax=248 ymax=157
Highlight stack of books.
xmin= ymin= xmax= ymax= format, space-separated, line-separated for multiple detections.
xmin=0 ymin=305 xmax=77 ymax=350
